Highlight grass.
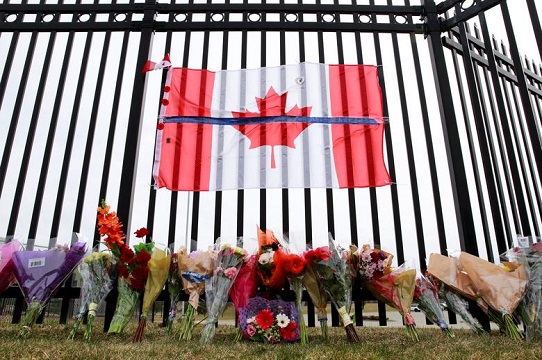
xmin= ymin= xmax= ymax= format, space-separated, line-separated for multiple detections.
xmin=0 ymin=319 xmax=541 ymax=360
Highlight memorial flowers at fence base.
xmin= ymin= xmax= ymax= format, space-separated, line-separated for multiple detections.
xmin=414 ymin=274 xmax=454 ymax=337
xmin=166 ymin=252 xmax=182 ymax=335
xmin=177 ymin=247 xmax=215 ymax=340
xmin=133 ymin=247 xmax=170 ymax=342
xmin=458 ymin=252 xmax=527 ymax=340
xmin=12 ymin=240 xmax=87 ymax=338
xmin=305 ymin=235 xmax=360 ymax=343
xmin=69 ymin=250 xmax=116 ymax=340
xmin=97 ymin=202 xmax=154 ymax=335
xmin=364 ymin=265 xmax=419 ymax=342
xmin=230 ymin=254 xmax=260 ymax=340
xmin=200 ymin=242 xmax=247 ymax=344
xmin=278 ymin=235 xmax=308 ymax=345
xmin=239 ymin=297 xmax=300 ymax=343
xmin=0 ymin=239 xmax=21 ymax=294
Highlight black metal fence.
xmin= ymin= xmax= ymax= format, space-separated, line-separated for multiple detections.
xmin=0 ymin=0 xmax=541 ymax=329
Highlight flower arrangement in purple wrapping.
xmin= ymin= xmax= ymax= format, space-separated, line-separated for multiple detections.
xmin=239 ymin=297 xmax=300 ymax=343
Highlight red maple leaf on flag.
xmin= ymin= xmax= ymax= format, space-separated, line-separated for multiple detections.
xmin=231 ymin=87 xmax=312 ymax=169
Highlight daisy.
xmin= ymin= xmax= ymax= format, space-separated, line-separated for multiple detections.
xmin=275 ymin=313 xmax=290 ymax=328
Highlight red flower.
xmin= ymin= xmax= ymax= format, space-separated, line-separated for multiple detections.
xmin=117 ymin=264 xmax=129 ymax=279
xmin=370 ymin=251 xmax=381 ymax=263
xmin=134 ymin=227 xmax=150 ymax=238
xmin=119 ymin=245 xmax=135 ymax=264
xmin=279 ymin=320 xmax=297 ymax=341
xmin=283 ymin=254 xmax=307 ymax=277
xmin=255 ymin=309 xmax=274 ymax=330
xmin=134 ymin=249 xmax=151 ymax=264
xmin=304 ymin=246 xmax=329 ymax=264
xmin=157 ymin=123 xmax=165 ymax=130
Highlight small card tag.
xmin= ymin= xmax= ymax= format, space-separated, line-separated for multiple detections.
xmin=29 ymin=257 xmax=46 ymax=268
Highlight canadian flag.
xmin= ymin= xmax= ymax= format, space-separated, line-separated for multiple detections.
xmin=142 ymin=54 xmax=172 ymax=73
xmin=153 ymin=62 xmax=391 ymax=191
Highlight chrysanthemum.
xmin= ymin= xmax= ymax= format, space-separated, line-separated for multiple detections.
xmin=275 ymin=313 xmax=290 ymax=328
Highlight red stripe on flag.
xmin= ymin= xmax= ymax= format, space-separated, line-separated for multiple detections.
xmin=329 ymin=64 xmax=390 ymax=187
xmin=159 ymin=68 xmax=215 ymax=191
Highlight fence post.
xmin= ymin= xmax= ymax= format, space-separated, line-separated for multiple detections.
xmin=422 ymin=0 xmax=479 ymax=255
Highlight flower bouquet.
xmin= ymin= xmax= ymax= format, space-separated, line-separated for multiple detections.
xmin=239 ymin=297 xmax=300 ymax=343
xmin=438 ymin=282 xmax=485 ymax=334
xmin=97 ymin=202 xmax=154 ymax=335
xmin=501 ymin=243 xmax=542 ymax=340
xmin=0 ymin=239 xmax=21 ymax=294
xmin=69 ymin=250 xmax=117 ymax=340
xmin=302 ymin=257 xmax=329 ymax=340
xmin=256 ymin=227 xmax=288 ymax=291
xmin=200 ymin=242 xmax=247 ymax=344
xmin=165 ymin=252 xmax=182 ymax=335
xmin=12 ymin=241 xmax=87 ymax=337
xmin=177 ymin=247 xmax=215 ymax=340
xmin=133 ymin=247 xmax=171 ymax=342
xmin=414 ymin=274 xmax=454 ymax=337
xmin=305 ymin=235 xmax=360 ymax=343
xmin=363 ymin=263 xmax=419 ymax=342
xmin=458 ymin=251 xmax=528 ymax=340
xmin=276 ymin=241 xmax=308 ymax=345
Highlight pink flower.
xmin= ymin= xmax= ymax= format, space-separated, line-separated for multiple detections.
xmin=224 ymin=267 xmax=238 ymax=279
xmin=246 ymin=324 xmax=257 ymax=337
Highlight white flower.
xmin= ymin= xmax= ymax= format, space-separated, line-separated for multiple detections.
xmin=246 ymin=316 xmax=255 ymax=324
xmin=275 ymin=313 xmax=290 ymax=328
xmin=258 ymin=251 xmax=274 ymax=265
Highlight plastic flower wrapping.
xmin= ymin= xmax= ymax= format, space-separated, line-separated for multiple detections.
xmin=363 ymin=263 xmax=419 ymax=342
xmin=427 ymin=274 xmax=484 ymax=334
xmin=12 ymin=241 xmax=87 ymax=337
xmin=166 ymin=252 xmax=182 ymax=335
xmin=239 ymin=297 xmax=300 ymax=343
xmin=230 ymin=255 xmax=260 ymax=316
xmin=304 ymin=235 xmax=360 ymax=343
xmin=69 ymin=250 xmax=117 ymax=340
xmin=200 ymin=241 xmax=247 ymax=344
xmin=302 ymin=256 xmax=329 ymax=340
xmin=177 ymin=246 xmax=215 ymax=340
xmin=414 ymin=274 xmax=454 ymax=337
xmin=0 ymin=239 xmax=21 ymax=294
xmin=133 ymin=247 xmax=171 ymax=342
xmin=501 ymin=243 xmax=542 ymax=340
xmin=97 ymin=202 xmax=154 ymax=335
xmin=256 ymin=227 xmax=288 ymax=291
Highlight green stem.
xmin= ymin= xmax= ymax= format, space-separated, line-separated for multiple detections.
xmin=293 ymin=278 xmax=308 ymax=345
xmin=19 ymin=300 xmax=44 ymax=338
xmin=178 ymin=304 xmax=196 ymax=340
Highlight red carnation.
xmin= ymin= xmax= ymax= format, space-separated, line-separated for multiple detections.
xmin=134 ymin=249 xmax=151 ymax=264
xmin=255 ymin=309 xmax=274 ymax=330
xmin=283 ymin=254 xmax=307 ymax=277
xmin=117 ymin=264 xmax=129 ymax=279
xmin=119 ymin=245 xmax=135 ymax=264
xmin=134 ymin=227 xmax=150 ymax=238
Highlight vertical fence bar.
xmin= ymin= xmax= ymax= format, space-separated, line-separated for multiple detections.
xmin=501 ymin=2 xmax=542 ymax=203
xmin=423 ymin=0 xmax=479 ymax=255
xmin=452 ymin=16 xmax=497 ymax=261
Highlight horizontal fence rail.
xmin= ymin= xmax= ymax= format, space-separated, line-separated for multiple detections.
xmin=0 ymin=0 xmax=541 ymax=330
